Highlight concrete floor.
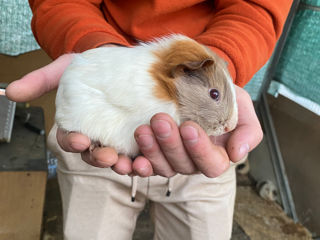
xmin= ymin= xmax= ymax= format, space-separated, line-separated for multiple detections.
xmin=1 ymin=50 xmax=318 ymax=239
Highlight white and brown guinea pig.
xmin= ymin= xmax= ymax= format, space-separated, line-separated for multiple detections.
xmin=55 ymin=34 xmax=238 ymax=157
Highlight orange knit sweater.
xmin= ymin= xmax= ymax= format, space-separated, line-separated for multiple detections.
xmin=29 ymin=0 xmax=292 ymax=87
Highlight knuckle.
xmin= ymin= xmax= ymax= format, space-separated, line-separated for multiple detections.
xmin=188 ymin=150 xmax=205 ymax=163
xmin=162 ymin=143 xmax=180 ymax=153
xmin=171 ymin=160 xmax=197 ymax=175
xmin=141 ymin=147 xmax=160 ymax=160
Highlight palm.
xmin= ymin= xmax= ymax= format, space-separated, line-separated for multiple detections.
xmin=6 ymin=54 xmax=263 ymax=178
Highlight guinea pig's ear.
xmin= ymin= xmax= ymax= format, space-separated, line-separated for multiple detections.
xmin=171 ymin=58 xmax=214 ymax=77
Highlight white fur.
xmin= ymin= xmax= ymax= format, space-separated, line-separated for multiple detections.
xmin=222 ymin=67 xmax=238 ymax=132
xmin=56 ymin=36 xmax=185 ymax=156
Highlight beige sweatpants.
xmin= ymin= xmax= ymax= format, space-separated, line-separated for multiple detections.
xmin=48 ymin=125 xmax=236 ymax=240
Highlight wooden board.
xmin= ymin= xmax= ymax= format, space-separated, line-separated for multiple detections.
xmin=0 ymin=171 xmax=47 ymax=240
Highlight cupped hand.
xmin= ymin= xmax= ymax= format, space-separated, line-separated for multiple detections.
xmin=6 ymin=51 xmax=263 ymax=178
xmin=55 ymin=128 xmax=133 ymax=174
xmin=5 ymin=51 xmax=134 ymax=174
xmin=55 ymin=84 xmax=263 ymax=178
xmin=132 ymin=85 xmax=263 ymax=178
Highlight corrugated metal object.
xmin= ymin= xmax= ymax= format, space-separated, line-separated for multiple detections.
xmin=0 ymin=89 xmax=16 ymax=143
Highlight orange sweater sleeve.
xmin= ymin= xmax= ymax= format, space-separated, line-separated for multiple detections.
xmin=29 ymin=0 xmax=292 ymax=86
xmin=28 ymin=0 xmax=131 ymax=59
xmin=195 ymin=0 xmax=292 ymax=86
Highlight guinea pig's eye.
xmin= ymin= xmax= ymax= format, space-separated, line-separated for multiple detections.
xmin=183 ymin=67 xmax=193 ymax=76
xmin=209 ymin=88 xmax=220 ymax=101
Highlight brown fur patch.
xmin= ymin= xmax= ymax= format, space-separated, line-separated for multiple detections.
xmin=149 ymin=39 xmax=213 ymax=103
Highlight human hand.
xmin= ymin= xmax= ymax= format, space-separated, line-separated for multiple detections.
xmin=132 ymin=85 xmax=263 ymax=177
xmin=6 ymin=50 xmax=262 ymax=178
xmin=6 ymin=54 xmax=74 ymax=102
xmin=5 ymin=46 xmax=134 ymax=174
xmin=5 ymin=43 xmax=119 ymax=101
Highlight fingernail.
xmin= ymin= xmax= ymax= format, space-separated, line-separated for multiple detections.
xmin=136 ymin=135 xmax=153 ymax=150
xmin=70 ymin=142 xmax=88 ymax=151
xmin=180 ymin=126 xmax=199 ymax=145
xmin=239 ymin=143 xmax=250 ymax=157
xmin=138 ymin=166 xmax=149 ymax=176
xmin=152 ymin=120 xmax=171 ymax=139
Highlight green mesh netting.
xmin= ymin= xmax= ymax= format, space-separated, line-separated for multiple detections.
xmin=274 ymin=0 xmax=320 ymax=105
xmin=0 ymin=0 xmax=40 ymax=56
xmin=244 ymin=62 xmax=269 ymax=101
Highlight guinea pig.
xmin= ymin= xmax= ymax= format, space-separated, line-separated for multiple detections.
xmin=55 ymin=34 xmax=238 ymax=157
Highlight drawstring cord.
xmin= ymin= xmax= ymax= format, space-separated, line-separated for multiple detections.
xmin=131 ymin=176 xmax=138 ymax=202
xmin=130 ymin=176 xmax=174 ymax=202
xmin=166 ymin=177 xmax=173 ymax=197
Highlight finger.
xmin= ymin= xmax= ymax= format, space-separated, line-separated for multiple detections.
xmin=81 ymin=149 xmax=105 ymax=168
xmin=5 ymin=54 xmax=74 ymax=102
xmin=227 ymin=88 xmax=263 ymax=162
xmin=132 ymin=156 xmax=154 ymax=177
xmin=227 ymin=123 xmax=262 ymax=162
xmin=180 ymin=121 xmax=230 ymax=178
xmin=56 ymin=128 xmax=90 ymax=153
xmin=150 ymin=113 xmax=197 ymax=174
xmin=112 ymin=155 xmax=133 ymax=175
xmin=90 ymin=147 xmax=118 ymax=167
xmin=135 ymin=124 xmax=176 ymax=177
xmin=80 ymin=145 xmax=123 ymax=169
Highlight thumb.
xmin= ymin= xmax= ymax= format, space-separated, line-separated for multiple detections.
xmin=227 ymin=87 xmax=263 ymax=162
xmin=6 ymin=54 xmax=74 ymax=102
